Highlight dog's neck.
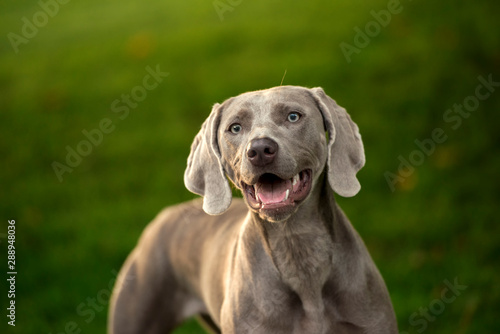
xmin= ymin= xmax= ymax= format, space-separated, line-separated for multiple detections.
xmin=248 ymin=172 xmax=341 ymax=309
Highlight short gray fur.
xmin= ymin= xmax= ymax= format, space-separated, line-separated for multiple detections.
xmin=108 ymin=86 xmax=398 ymax=333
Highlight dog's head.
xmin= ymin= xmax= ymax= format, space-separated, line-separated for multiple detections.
xmin=184 ymin=86 xmax=365 ymax=222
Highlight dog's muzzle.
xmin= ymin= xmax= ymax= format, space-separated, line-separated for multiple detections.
xmin=241 ymin=169 xmax=312 ymax=211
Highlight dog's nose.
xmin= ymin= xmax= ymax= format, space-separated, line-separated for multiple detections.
xmin=246 ymin=138 xmax=278 ymax=167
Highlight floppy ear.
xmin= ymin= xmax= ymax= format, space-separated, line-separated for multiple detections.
xmin=310 ymin=87 xmax=365 ymax=197
xmin=184 ymin=103 xmax=232 ymax=215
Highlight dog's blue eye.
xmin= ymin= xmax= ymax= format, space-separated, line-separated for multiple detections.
xmin=288 ymin=112 xmax=300 ymax=123
xmin=230 ymin=123 xmax=242 ymax=134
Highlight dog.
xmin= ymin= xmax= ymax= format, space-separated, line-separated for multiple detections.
xmin=108 ymin=86 xmax=398 ymax=333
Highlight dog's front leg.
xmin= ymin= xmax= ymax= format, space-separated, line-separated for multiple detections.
xmin=108 ymin=215 xmax=194 ymax=334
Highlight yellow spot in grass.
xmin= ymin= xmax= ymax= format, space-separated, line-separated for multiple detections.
xmin=432 ymin=146 xmax=459 ymax=169
xmin=396 ymin=171 xmax=418 ymax=192
xmin=125 ymin=31 xmax=156 ymax=60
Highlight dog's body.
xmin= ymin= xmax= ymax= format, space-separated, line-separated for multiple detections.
xmin=108 ymin=86 xmax=398 ymax=333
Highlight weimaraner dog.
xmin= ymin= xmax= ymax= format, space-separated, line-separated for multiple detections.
xmin=108 ymin=86 xmax=398 ymax=333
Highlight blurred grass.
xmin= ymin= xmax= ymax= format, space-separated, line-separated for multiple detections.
xmin=1 ymin=0 xmax=499 ymax=333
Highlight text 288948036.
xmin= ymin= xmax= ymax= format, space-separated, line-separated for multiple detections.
xmin=7 ymin=219 xmax=16 ymax=326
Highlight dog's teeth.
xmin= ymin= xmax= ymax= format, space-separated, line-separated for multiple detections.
xmin=292 ymin=174 xmax=299 ymax=186
xmin=253 ymin=185 xmax=260 ymax=201
xmin=285 ymin=189 xmax=289 ymax=201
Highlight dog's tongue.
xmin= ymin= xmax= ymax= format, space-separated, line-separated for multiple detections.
xmin=255 ymin=176 xmax=291 ymax=204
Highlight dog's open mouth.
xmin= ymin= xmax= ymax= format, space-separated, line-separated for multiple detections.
xmin=242 ymin=169 xmax=312 ymax=211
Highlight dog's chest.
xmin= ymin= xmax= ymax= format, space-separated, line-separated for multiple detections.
xmin=269 ymin=228 xmax=333 ymax=292
xmin=233 ymin=288 xmax=334 ymax=334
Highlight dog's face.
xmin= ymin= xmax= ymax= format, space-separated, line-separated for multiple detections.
xmin=184 ymin=86 xmax=365 ymax=221
xmin=217 ymin=87 xmax=328 ymax=222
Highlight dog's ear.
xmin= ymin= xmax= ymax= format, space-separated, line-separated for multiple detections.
xmin=310 ymin=87 xmax=365 ymax=197
xmin=184 ymin=103 xmax=232 ymax=215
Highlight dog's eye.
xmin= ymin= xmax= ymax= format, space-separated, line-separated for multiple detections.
xmin=287 ymin=112 xmax=300 ymax=123
xmin=229 ymin=123 xmax=242 ymax=134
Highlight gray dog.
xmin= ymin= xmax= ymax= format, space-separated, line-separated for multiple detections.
xmin=108 ymin=86 xmax=398 ymax=333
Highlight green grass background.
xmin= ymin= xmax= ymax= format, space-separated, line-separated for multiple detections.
xmin=1 ymin=0 xmax=499 ymax=333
